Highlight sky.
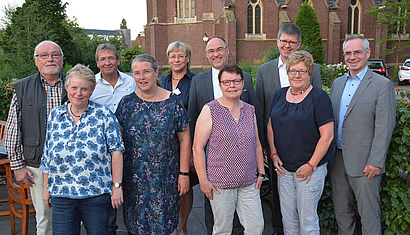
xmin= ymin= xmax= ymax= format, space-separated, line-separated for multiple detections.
xmin=0 ymin=0 xmax=147 ymax=39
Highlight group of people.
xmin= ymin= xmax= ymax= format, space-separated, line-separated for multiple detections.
xmin=4 ymin=22 xmax=395 ymax=235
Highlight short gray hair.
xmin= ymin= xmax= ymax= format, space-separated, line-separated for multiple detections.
xmin=34 ymin=40 xmax=63 ymax=58
xmin=277 ymin=24 xmax=301 ymax=42
xmin=95 ymin=43 xmax=120 ymax=61
xmin=131 ymin=54 xmax=158 ymax=72
xmin=166 ymin=41 xmax=192 ymax=68
xmin=65 ymin=64 xmax=96 ymax=89
xmin=343 ymin=34 xmax=370 ymax=52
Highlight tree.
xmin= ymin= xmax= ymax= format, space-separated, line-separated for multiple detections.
xmin=120 ymin=19 xmax=127 ymax=29
xmin=367 ymin=0 xmax=410 ymax=70
xmin=0 ymin=0 xmax=81 ymax=79
xmin=295 ymin=1 xmax=325 ymax=64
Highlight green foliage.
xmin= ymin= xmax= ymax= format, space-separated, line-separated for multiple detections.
xmin=319 ymin=63 xmax=349 ymax=88
xmin=238 ymin=61 xmax=259 ymax=86
xmin=318 ymin=177 xmax=337 ymax=233
xmin=120 ymin=41 xmax=145 ymax=72
xmin=0 ymin=78 xmax=16 ymax=121
xmin=380 ymin=88 xmax=410 ymax=233
xmin=367 ymin=0 xmax=410 ymax=66
xmin=295 ymin=2 xmax=325 ymax=64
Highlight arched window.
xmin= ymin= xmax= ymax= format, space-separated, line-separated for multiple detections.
xmin=247 ymin=0 xmax=262 ymax=34
xmin=177 ymin=0 xmax=195 ymax=19
xmin=348 ymin=0 xmax=360 ymax=34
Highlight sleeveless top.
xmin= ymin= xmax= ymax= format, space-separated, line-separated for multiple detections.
xmin=207 ymin=99 xmax=257 ymax=189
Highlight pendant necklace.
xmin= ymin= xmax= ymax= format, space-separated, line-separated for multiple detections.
xmin=69 ymin=104 xmax=81 ymax=118
xmin=140 ymin=90 xmax=157 ymax=110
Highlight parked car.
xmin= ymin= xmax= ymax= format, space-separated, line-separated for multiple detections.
xmin=368 ymin=59 xmax=389 ymax=77
xmin=398 ymin=59 xmax=410 ymax=85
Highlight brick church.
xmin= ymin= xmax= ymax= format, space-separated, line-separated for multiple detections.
xmin=145 ymin=0 xmax=408 ymax=70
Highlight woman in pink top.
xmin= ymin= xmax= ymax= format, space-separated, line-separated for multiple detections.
xmin=193 ymin=65 xmax=265 ymax=235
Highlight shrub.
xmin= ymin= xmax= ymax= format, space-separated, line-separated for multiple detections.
xmin=381 ymin=88 xmax=410 ymax=233
xmin=319 ymin=63 xmax=349 ymax=88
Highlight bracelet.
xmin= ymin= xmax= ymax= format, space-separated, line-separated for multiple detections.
xmin=256 ymin=173 xmax=265 ymax=178
xmin=179 ymin=171 xmax=189 ymax=176
xmin=307 ymin=162 xmax=317 ymax=171
xmin=269 ymin=152 xmax=278 ymax=160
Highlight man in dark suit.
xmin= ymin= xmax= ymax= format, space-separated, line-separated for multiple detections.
xmin=329 ymin=34 xmax=396 ymax=235
xmin=188 ymin=36 xmax=256 ymax=235
xmin=255 ymin=23 xmax=322 ymax=234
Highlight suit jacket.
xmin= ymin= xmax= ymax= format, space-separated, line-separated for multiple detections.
xmin=188 ymin=69 xmax=257 ymax=138
xmin=329 ymin=69 xmax=396 ymax=176
xmin=255 ymin=58 xmax=322 ymax=148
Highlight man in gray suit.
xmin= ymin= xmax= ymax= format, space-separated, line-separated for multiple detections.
xmin=330 ymin=34 xmax=396 ymax=235
xmin=255 ymin=23 xmax=322 ymax=234
xmin=188 ymin=36 xmax=256 ymax=235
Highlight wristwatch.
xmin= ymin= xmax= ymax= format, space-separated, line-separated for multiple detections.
xmin=113 ymin=182 xmax=122 ymax=188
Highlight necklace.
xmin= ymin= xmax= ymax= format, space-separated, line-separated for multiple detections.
xmin=290 ymin=84 xmax=310 ymax=96
xmin=69 ymin=104 xmax=81 ymax=118
xmin=172 ymin=77 xmax=182 ymax=81
xmin=140 ymin=90 xmax=158 ymax=109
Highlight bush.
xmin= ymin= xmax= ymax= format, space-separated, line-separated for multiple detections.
xmin=381 ymin=88 xmax=410 ymax=233
xmin=319 ymin=63 xmax=349 ymax=88
xmin=0 ymin=78 xmax=16 ymax=121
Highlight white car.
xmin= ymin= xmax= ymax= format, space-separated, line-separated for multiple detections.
xmin=398 ymin=59 xmax=410 ymax=85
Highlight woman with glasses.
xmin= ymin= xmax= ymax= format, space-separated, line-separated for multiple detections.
xmin=267 ymin=50 xmax=334 ymax=234
xmin=40 ymin=64 xmax=124 ymax=234
xmin=159 ymin=42 xmax=196 ymax=234
xmin=193 ymin=65 xmax=265 ymax=234
xmin=115 ymin=54 xmax=191 ymax=235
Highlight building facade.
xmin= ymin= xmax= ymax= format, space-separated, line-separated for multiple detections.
xmin=145 ymin=0 xmax=409 ymax=71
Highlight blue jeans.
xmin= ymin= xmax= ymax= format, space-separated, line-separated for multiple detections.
xmin=51 ymin=194 xmax=110 ymax=235
xmin=278 ymin=163 xmax=327 ymax=235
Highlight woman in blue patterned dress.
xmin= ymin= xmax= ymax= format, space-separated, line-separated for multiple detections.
xmin=115 ymin=54 xmax=191 ymax=235
xmin=40 ymin=64 xmax=125 ymax=235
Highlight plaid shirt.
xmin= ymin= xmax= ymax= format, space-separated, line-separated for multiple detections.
xmin=5 ymin=75 xmax=63 ymax=170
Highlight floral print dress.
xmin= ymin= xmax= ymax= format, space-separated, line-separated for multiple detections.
xmin=115 ymin=92 xmax=189 ymax=234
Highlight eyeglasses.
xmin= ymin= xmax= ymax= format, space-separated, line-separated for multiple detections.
xmin=206 ymin=47 xmax=226 ymax=54
xmin=133 ymin=69 xmax=154 ymax=77
xmin=168 ymin=55 xmax=188 ymax=60
xmin=220 ymin=79 xmax=242 ymax=86
xmin=35 ymin=53 xmax=62 ymax=59
xmin=98 ymin=57 xmax=117 ymax=63
xmin=343 ymin=50 xmax=366 ymax=57
xmin=288 ymin=69 xmax=309 ymax=76
xmin=279 ymin=39 xmax=299 ymax=47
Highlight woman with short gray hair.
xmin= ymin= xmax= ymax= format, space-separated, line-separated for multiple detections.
xmin=40 ymin=64 xmax=124 ymax=234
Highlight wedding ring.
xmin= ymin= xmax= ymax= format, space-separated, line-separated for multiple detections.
xmin=275 ymin=168 xmax=278 ymax=171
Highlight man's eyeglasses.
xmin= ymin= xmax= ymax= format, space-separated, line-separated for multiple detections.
xmin=206 ymin=47 xmax=226 ymax=54
xmin=279 ymin=39 xmax=299 ymax=47
xmin=98 ymin=57 xmax=117 ymax=63
xmin=169 ymin=55 xmax=188 ymax=60
xmin=35 ymin=53 xmax=62 ymax=59
xmin=133 ymin=69 xmax=154 ymax=77
xmin=343 ymin=50 xmax=366 ymax=57
xmin=288 ymin=69 xmax=309 ymax=76
xmin=220 ymin=79 xmax=242 ymax=86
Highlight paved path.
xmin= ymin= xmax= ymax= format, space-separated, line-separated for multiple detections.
xmin=0 ymin=181 xmax=274 ymax=234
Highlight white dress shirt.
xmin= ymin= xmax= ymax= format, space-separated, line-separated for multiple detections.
xmin=278 ymin=57 xmax=290 ymax=88
xmin=211 ymin=67 xmax=223 ymax=99
xmin=90 ymin=71 xmax=137 ymax=113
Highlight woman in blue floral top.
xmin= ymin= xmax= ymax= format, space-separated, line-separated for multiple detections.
xmin=115 ymin=54 xmax=191 ymax=235
xmin=40 ymin=64 xmax=125 ymax=235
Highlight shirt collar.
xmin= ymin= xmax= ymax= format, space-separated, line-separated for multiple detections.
xmin=59 ymin=100 xmax=95 ymax=116
xmin=347 ymin=66 xmax=368 ymax=81
xmin=96 ymin=71 xmax=122 ymax=85
xmin=278 ymin=56 xmax=286 ymax=69
xmin=40 ymin=74 xmax=62 ymax=87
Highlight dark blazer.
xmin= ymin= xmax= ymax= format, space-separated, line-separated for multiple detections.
xmin=329 ymin=69 xmax=396 ymax=176
xmin=255 ymin=58 xmax=322 ymax=147
xmin=188 ymin=69 xmax=257 ymax=138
